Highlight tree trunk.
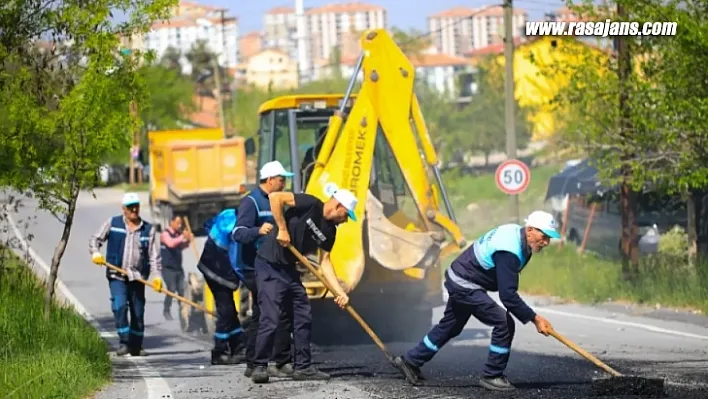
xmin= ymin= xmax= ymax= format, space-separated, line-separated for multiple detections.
xmin=619 ymin=180 xmax=639 ymax=280
xmin=686 ymin=190 xmax=697 ymax=266
xmin=43 ymin=190 xmax=78 ymax=319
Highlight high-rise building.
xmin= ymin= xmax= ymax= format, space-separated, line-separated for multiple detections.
xmin=263 ymin=2 xmax=386 ymax=80
xmin=141 ymin=1 xmax=239 ymax=74
xmin=428 ymin=6 xmax=527 ymax=57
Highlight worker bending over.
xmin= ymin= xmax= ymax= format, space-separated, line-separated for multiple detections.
xmin=89 ymin=192 xmax=163 ymax=357
xmin=233 ymin=161 xmax=295 ymax=378
xmin=198 ymin=205 xmax=249 ymax=365
xmin=394 ymin=210 xmax=557 ymax=391
xmin=160 ymin=215 xmax=192 ymax=321
xmin=250 ymin=183 xmax=355 ymax=383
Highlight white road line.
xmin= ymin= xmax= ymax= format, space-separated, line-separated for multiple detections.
xmin=535 ymin=307 xmax=708 ymax=341
xmin=7 ymin=213 xmax=174 ymax=399
xmin=442 ymin=282 xmax=708 ymax=341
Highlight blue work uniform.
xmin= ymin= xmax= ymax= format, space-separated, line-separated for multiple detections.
xmin=253 ymin=194 xmax=337 ymax=372
xmin=405 ymin=224 xmax=536 ymax=377
xmin=104 ymin=216 xmax=153 ymax=350
xmin=232 ymin=188 xmax=293 ymax=369
xmin=197 ymin=210 xmax=244 ymax=358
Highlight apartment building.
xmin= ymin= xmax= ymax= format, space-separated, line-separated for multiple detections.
xmin=263 ymin=2 xmax=386 ymax=81
xmin=142 ymin=1 xmax=239 ymax=74
xmin=428 ymin=6 xmax=527 ymax=57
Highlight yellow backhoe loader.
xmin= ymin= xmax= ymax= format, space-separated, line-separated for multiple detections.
xmin=184 ymin=28 xmax=467 ymax=343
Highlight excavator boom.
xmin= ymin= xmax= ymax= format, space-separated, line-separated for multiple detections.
xmin=303 ymin=29 xmax=467 ymax=291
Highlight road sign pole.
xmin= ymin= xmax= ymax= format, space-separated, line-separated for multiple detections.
xmin=503 ymin=0 xmax=518 ymax=223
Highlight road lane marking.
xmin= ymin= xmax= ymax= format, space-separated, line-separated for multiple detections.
xmin=7 ymin=213 xmax=174 ymax=399
xmin=534 ymin=307 xmax=708 ymax=341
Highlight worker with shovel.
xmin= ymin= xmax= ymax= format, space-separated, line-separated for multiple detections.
xmin=394 ymin=210 xmax=557 ymax=391
xmin=160 ymin=215 xmax=192 ymax=321
xmin=250 ymin=183 xmax=355 ymax=384
xmin=233 ymin=161 xmax=295 ymax=379
xmin=89 ymin=192 xmax=163 ymax=357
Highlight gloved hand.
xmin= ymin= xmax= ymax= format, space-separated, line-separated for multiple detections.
xmin=91 ymin=252 xmax=105 ymax=265
xmin=151 ymin=277 xmax=163 ymax=293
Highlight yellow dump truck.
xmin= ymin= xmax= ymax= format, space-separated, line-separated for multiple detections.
xmin=148 ymin=128 xmax=249 ymax=234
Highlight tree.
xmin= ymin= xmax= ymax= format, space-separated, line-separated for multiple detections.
xmin=0 ymin=0 xmax=175 ymax=317
xmin=542 ymin=0 xmax=708 ymax=274
xmin=160 ymin=46 xmax=182 ymax=71
xmin=138 ymin=64 xmax=196 ymax=131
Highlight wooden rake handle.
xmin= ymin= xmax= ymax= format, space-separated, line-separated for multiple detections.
xmin=549 ymin=329 xmax=622 ymax=377
xmin=286 ymin=244 xmax=394 ymax=362
xmin=182 ymin=216 xmax=201 ymax=260
xmin=100 ymin=261 xmax=216 ymax=317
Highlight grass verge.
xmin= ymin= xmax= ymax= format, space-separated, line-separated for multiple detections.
xmin=441 ymin=161 xmax=708 ymax=314
xmin=521 ymin=245 xmax=708 ymax=314
xmin=0 ymin=249 xmax=111 ymax=399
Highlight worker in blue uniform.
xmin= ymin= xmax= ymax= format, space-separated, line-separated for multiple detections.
xmin=232 ymin=161 xmax=295 ymax=378
xmin=89 ymin=192 xmax=163 ymax=357
xmin=394 ymin=210 xmax=558 ymax=391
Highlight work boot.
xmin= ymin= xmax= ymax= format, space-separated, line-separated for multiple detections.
xmin=244 ymin=365 xmax=254 ymax=378
xmin=267 ymin=363 xmax=294 ymax=378
xmin=479 ymin=375 xmax=516 ymax=391
xmin=130 ymin=347 xmax=148 ymax=357
xmin=116 ymin=345 xmax=130 ymax=356
xmin=251 ymin=366 xmax=269 ymax=383
xmin=291 ymin=366 xmax=330 ymax=381
xmin=393 ymin=356 xmax=424 ymax=385
xmin=211 ymin=351 xmax=242 ymax=365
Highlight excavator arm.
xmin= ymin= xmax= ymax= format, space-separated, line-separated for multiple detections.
xmin=305 ymin=29 xmax=467 ymax=291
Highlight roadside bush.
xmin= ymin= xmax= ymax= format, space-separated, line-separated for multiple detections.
xmin=657 ymin=225 xmax=689 ymax=262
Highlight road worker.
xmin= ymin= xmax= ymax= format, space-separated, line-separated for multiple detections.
xmin=232 ymin=161 xmax=295 ymax=379
xmin=250 ymin=183 xmax=355 ymax=383
xmin=89 ymin=192 xmax=163 ymax=357
xmin=160 ymin=215 xmax=192 ymax=321
xmin=198 ymin=207 xmax=246 ymax=365
xmin=394 ymin=210 xmax=557 ymax=391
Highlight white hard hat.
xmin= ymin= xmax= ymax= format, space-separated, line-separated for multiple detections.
xmin=524 ymin=210 xmax=560 ymax=239
xmin=122 ymin=192 xmax=140 ymax=206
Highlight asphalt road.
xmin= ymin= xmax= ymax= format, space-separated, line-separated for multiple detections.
xmin=3 ymin=188 xmax=708 ymax=399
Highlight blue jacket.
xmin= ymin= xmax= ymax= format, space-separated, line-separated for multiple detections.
xmin=232 ymin=187 xmax=273 ymax=273
xmin=106 ymin=216 xmax=152 ymax=280
xmin=448 ymin=224 xmax=536 ymax=324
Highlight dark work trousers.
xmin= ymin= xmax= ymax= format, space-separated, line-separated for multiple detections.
xmin=405 ymin=278 xmax=516 ymax=377
xmin=242 ymin=269 xmax=293 ymax=368
xmin=205 ymin=275 xmax=244 ymax=355
xmin=109 ymin=279 xmax=146 ymax=349
xmin=253 ymin=257 xmax=312 ymax=370
xmin=162 ymin=267 xmax=184 ymax=313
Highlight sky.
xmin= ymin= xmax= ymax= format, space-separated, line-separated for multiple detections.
xmin=221 ymin=0 xmax=567 ymax=34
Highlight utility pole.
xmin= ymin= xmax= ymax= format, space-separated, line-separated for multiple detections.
xmin=295 ymin=0 xmax=309 ymax=85
xmin=503 ymin=0 xmax=519 ymax=223
xmin=129 ymin=100 xmax=141 ymax=186
xmin=215 ymin=8 xmax=227 ymax=136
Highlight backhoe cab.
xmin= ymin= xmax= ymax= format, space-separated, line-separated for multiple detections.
xmin=241 ymin=29 xmax=467 ymax=343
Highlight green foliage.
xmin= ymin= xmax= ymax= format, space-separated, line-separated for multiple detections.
xmin=658 ymin=225 xmax=689 ymax=260
xmin=0 ymin=249 xmax=111 ymax=398
xmin=544 ymin=0 xmax=708 ymax=194
xmin=417 ymin=58 xmax=532 ymax=164
xmin=138 ymin=64 xmax=196 ymax=131
xmin=520 ymin=245 xmax=708 ymax=314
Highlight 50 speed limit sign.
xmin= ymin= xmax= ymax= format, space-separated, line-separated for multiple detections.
xmin=495 ymin=159 xmax=531 ymax=195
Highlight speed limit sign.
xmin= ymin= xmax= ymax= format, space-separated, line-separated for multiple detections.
xmin=495 ymin=159 xmax=531 ymax=195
